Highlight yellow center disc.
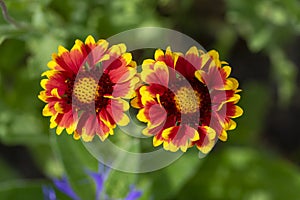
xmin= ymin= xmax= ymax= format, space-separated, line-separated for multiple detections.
xmin=174 ymin=87 xmax=200 ymax=114
xmin=73 ymin=77 xmax=98 ymax=104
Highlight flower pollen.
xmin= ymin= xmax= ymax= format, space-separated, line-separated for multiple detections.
xmin=174 ymin=87 xmax=200 ymax=114
xmin=73 ymin=77 xmax=98 ymax=104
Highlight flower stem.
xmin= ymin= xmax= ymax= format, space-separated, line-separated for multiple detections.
xmin=0 ymin=0 xmax=22 ymax=28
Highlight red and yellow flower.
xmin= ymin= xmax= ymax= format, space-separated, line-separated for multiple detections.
xmin=131 ymin=47 xmax=243 ymax=153
xmin=39 ymin=35 xmax=139 ymax=141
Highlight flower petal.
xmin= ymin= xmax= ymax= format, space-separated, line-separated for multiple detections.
xmin=162 ymin=125 xmax=199 ymax=152
xmin=53 ymin=177 xmax=80 ymax=200
xmin=195 ymin=126 xmax=217 ymax=154
xmin=42 ymin=186 xmax=56 ymax=200
xmin=125 ymin=185 xmax=143 ymax=200
xmin=110 ymin=99 xmax=130 ymax=126
xmin=141 ymin=61 xmax=169 ymax=87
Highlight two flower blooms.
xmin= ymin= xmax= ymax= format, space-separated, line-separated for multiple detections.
xmin=39 ymin=35 xmax=243 ymax=154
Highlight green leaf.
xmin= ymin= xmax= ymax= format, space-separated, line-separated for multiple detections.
xmin=228 ymin=81 xmax=271 ymax=145
xmin=0 ymin=25 xmax=25 ymax=36
xmin=140 ymin=149 xmax=203 ymax=200
xmin=26 ymin=34 xmax=64 ymax=79
xmin=28 ymin=143 xmax=65 ymax=178
xmin=249 ymin=28 xmax=272 ymax=52
xmin=0 ymin=180 xmax=45 ymax=200
xmin=105 ymin=170 xmax=139 ymax=199
xmin=0 ymin=36 xmax=6 ymax=45
xmin=269 ymin=48 xmax=297 ymax=106
xmin=51 ymin=131 xmax=98 ymax=200
xmin=0 ymin=159 xmax=20 ymax=181
xmin=103 ymin=128 xmax=140 ymax=199
xmin=0 ymin=112 xmax=49 ymax=145
xmin=176 ymin=147 xmax=300 ymax=200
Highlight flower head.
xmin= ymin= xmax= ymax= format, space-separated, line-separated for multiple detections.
xmin=39 ymin=35 xmax=139 ymax=141
xmin=132 ymin=47 xmax=243 ymax=154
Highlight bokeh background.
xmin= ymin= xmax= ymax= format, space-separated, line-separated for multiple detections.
xmin=0 ymin=0 xmax=300 ymax=199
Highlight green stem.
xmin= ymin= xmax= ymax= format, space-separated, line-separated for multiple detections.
xmin=0 ymin=0 xmax=22 ymax=28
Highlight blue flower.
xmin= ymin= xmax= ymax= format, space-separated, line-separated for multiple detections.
xmin=86 ymin=162 xmax=110 ymax=200
xmin=52 ymin=176 xmax=80 ymax=200
xmin=43 ymin=163 xmax=142 ymax=200
xmin=125 ymin=185 xmax=143 ymax=200
xmin=42 ymin=185 xmax=56 ymax=200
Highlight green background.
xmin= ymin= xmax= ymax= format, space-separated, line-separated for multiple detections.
xmin=0 ymin=0 xmax=300 ymax=199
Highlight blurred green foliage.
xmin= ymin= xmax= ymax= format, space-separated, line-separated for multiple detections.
xmin=0 ymin=0 xmax=299 ymax=199
xmin=226 ymin=0 xmax=300 ymax=105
